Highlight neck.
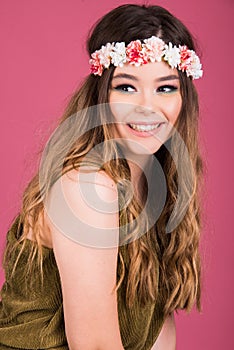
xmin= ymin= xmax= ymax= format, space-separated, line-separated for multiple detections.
xmin=128 ymin=155 xmax=151 ymax=202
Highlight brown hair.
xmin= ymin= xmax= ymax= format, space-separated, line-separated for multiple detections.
xmin=4 ymin=4 xmax=204 ymax=316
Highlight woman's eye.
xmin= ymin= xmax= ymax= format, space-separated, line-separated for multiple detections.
xmin=157 ymin=85 xmax=178 ymax=94
xmin=113 ymin=84 xmax=136 ymax=93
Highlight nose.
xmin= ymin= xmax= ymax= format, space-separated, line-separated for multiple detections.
xmin=134 ymin=90 xmax=156 ymax=115
xmin=135 ymin=105 xmax=155 ymax=115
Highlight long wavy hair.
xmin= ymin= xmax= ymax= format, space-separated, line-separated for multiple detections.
xmin=4 ymin=4 xmax=204 ymax=316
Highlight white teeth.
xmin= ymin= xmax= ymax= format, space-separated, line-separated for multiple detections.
xmin=129 ymin=123 xmax=162 ymax=131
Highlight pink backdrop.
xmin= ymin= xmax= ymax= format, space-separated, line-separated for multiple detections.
xmin=0 ymin=0 xmax=233 ymax=349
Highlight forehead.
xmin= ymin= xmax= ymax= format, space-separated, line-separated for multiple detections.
xmin=112 ymin=61 xmax=179 ymax=80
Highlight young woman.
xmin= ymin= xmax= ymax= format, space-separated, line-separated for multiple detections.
xmin=0 ymin=4 xmax=204 ymax=350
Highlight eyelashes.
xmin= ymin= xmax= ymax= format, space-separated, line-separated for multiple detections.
xmin=156 ymin=85 xmax=179 ymax=94
xmin=112 ymin=84 xmax=179 ymax=94
xmin=112 ymin=84 xmax=136 ymax=93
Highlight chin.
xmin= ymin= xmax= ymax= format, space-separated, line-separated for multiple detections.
xmin=115 ymin=138 xmax=163 ymax=158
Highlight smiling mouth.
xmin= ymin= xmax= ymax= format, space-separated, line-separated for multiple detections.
xmin=128 ymin=123 xmax=164 ymax=132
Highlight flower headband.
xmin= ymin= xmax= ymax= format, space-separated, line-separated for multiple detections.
xmin=89 ymin=36 xmax=203 ymax=79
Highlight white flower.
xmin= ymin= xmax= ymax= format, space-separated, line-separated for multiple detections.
xmin=98 ymin=43 xmax=114 ymax=68
xmin=143 ymin=36 xmax=165 ymax=62
xmin=163 ymin=42 xmax=181 ymax=69
xmin=186 ymin=51 xmax=203 ymax=79
xmin=110 ymin=42 xmax=127 ymax=67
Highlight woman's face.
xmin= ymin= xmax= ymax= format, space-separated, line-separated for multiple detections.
xmin=108 ymin=61 xmax=182 ymax=155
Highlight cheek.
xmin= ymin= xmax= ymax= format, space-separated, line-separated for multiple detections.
xmin=109 ymin=92 xmax=121 ymax=121
xmin=109 ymin=105 xmax=121 ymax=122
xmin=109 ymin=102 xmax=133 ymax=122
xmin=109 ymin=89 xmax=137 ymax=122
xmin=167 ymin=96 xmax=182 ymax=124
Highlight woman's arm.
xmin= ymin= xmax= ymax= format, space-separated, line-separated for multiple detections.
xmin=151 ymin=313 xmax=176 ymax=350
xmin=47 ymin=169 xmax=124 ymax=350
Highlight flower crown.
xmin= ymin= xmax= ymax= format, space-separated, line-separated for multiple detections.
xmin=89 ymin=36 xmax=203 ymax=80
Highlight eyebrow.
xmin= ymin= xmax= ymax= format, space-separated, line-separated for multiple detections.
xmin=157 ymin=74 xmax=179 ymax=82
xmin=112 ymin=73 xmax=179 ymax=82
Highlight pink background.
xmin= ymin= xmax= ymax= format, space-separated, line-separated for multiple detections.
xmin=0 ymin=0 xmax=233 ymax=349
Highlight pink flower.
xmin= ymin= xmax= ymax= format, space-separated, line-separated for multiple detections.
xmin=126 ymin=40 xmax=148 ymax=66
xmin=143 ymin=36 xmax=165 ymax=62
xmin=178 ymin=46 xmax=193 ymax=72
xmin=89 ymin=52 xmax=103 ymax=76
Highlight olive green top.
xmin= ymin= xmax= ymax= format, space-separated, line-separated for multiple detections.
xmin=0 ymin=215 xmax=165 ymax=349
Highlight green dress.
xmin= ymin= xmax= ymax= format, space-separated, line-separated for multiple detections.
xmin=0 ymin=215 xmax=165 ymax=349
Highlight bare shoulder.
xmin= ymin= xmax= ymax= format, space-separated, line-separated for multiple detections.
xmin=33 ymin=169 xmax=118 ymax=249
xmin=63 ymin=168 xmax=117 ymax=188
xmin=44 ymin=168 xmax=119 ymax=250
xmin=61 ymin=168 xmax=118 ymax=201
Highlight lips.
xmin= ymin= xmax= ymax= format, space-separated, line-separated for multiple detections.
xmin=125 ymin=121 xmax=166 ymax=138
